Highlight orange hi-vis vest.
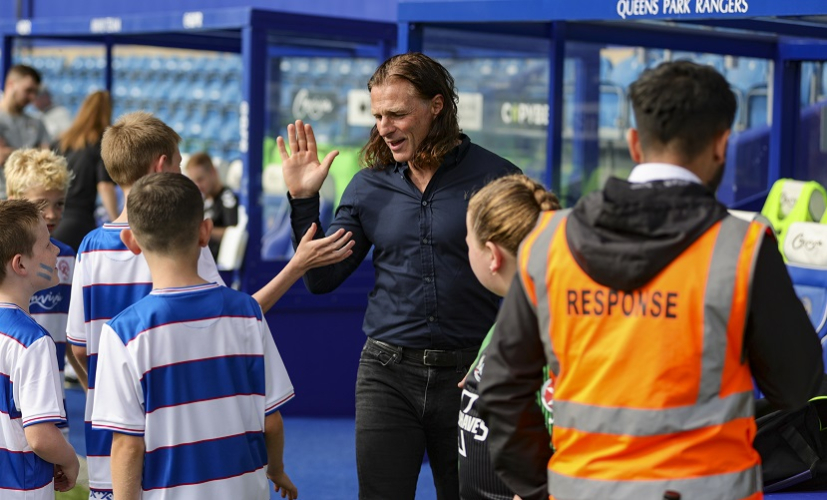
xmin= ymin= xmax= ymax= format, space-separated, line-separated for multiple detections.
xmin=519 ymin=210 xmax=766 ymax=500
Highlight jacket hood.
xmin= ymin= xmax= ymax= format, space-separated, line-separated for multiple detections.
xmin=566 ymin=177 xmax=729 ymax=291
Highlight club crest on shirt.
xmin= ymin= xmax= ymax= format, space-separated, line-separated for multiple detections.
xmin=473 ymin=355 xmax=485 ymax=382
xmin=541 ymin=377 xmax=555 ymax=414
xmin=221 ymin=190 xmax=237 ymax=209
xmin=57 ymin=258 xmax=72 ymax=283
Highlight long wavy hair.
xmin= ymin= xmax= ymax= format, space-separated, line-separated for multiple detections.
xmin=360 ymin=52 xmax=460 ymax=171
xmin=58 ymin=90 xmax=112 ymax=152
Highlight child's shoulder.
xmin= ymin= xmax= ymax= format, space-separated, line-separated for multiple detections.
xmin=106 ymin=284 xmax=260 ymax=342
xmin=77 ymin=223 xmax=130 ymax=255
xmin=0 ymin=304 xmax=51 ymax=348
xmin=50 ymin=237 xmax=75 ymax=257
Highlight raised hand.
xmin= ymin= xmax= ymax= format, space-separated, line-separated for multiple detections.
xmin=277 ymin=120 xmax=339 ymax=199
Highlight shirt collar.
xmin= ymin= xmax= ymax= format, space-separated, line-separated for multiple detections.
xmin=627 ymin=163 xmax=703 ymax=185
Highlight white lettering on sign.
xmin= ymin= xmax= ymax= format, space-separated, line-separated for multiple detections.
xmin=616 ymin=0 xmax=659 ymax=19
xmin=663 ymin=0 xmax=691 ymax=14
xmin=16 ymin=20 xmax=31 ymax=36
xmin=347 ymin=89 xmax=374 ymax=127
xmin=501 ymin=102 xmax=549 ymax=127
xmin=292 ymin=89 xmax=334 ymax=121
xmin=457 ymin=92 xmax=483 ymax=132
xmin=183 ymin=11 xmax=204 ymax=29
xmin=616 ymin=0 xmax=748 ymax=19
xmin=695 ymin=0 xmax=749 ymax=14
xmin=239 ymin=101 xmax=249 ymax=154
xmin=90 ymin=17 xmax=122 ymax=34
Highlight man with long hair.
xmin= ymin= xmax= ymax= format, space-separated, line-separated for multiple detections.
xmin=278 ymin=52 xmax=519 ymax=499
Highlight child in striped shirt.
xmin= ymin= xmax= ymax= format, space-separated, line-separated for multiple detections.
xmin=0 ymin=199 xmax=79 ymax=498
xmin=92 ymin=173 xmax=297 ymax=500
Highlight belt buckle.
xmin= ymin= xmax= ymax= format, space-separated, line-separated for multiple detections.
xmin=423 ymin=349 xmax=454 ymax=367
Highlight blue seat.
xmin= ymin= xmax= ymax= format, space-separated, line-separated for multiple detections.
xmin=611 ymin=54 xmax=647 ymax=88
xmin=784 ymin=222 xmax=827 ymax=372
xmin=747 ymin=89 xmax=769 ymax=128
xmin=599 ymin=84 xmax=625 ymax=130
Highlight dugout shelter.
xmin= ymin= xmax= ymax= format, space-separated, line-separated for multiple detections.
xmin=0 ymin=0 xmax=396 ymax=415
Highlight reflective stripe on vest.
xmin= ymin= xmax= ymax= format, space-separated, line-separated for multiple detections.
xmin=519 ymin=209 xmax=571 ymax=378
xmin=519 ymin=213 xmax=767 ymax=500
xmin=549 ymin=464 xmax=762 ymax=500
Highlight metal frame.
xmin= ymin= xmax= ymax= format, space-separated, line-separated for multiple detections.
xmin=1 ymin=7 xmax=396 ymax=295
xmin=0 ymin=6 xmax=396 ymax=415
xmin=398 ymin=0 xmax=827 ymax=207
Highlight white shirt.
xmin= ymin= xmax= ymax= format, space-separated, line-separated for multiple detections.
xmin=627 ymin=163 xmax=703 ymax=185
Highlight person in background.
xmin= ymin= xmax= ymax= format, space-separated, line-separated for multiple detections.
xmin=185 ymin=151 xmax=238 ymax=258
xmin=0 ymin=64 xmax=50 ymax=198
xmin=32 ymin=86 xmax=72 ymax=142
xmin=459 ymin=174 xmax=559 ymax=500
xmin=478 ymin=60 xmax=824 ymax=500
xmin=53 ymin=90 xmax=119 ymax=251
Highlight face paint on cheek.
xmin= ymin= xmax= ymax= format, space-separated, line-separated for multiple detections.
xmin=37 ymin=263 xmax=54 ymax=281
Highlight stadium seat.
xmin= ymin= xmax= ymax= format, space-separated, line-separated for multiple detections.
xmin=599 ymin=83 xmax=625 ymax=131
xmin=719 ymin=125 xmax=770 ymax=206
xmin=761 ymin=179 xmax=827 ymax=259
xmin=747 ymin=88 xmax=769 ymax=128
xmin=784 ymin=222 xmax=827 ymax=371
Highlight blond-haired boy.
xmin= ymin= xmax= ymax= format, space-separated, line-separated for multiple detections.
xmin=0 ymin=199 xmax=79 ymax=498
xmin=5 ymin=148 xmax=86 ymax=392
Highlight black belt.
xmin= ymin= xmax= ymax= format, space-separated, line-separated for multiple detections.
xmin=368 ymin=338 xmax=478 ymax=368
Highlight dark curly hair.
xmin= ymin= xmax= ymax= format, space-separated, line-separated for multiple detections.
xmin=360 ymin=52 xmax=460 ymax=171
xmin=629 ymin=60 xmax=736 ymax=163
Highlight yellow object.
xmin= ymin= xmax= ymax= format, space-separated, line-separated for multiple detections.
xmin=761 ymin=179 xmax=827 ymax=260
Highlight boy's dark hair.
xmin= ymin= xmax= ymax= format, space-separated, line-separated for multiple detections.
xmin=6 ymin=64 xmax=41 ymax=85
xmin=128 ymin=173 xmax=204 ymax=254
xmin=629 ymin=60 xmax=736 ymax=162
xmin=0 ymin=200 xmax=42 ymax=284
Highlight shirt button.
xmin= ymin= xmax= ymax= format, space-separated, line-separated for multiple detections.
xmin=422 ymin=238 xmax=429 ymax=244
xmin=428 ymin=316 xmax=436 ymax=322
xmin=422 ymin=200 xmax=428 ymax=206
xmin=424 ymin=277 xmax=432 ymax=283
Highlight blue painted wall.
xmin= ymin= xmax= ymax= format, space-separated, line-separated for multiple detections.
xmin=0 ymin=0 xmax=397 ymax=24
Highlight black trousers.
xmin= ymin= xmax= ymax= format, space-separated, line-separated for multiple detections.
xmin=355 ymin=339 xmax=470 ymax=500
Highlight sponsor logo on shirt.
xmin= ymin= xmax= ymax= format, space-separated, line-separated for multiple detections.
xmin=541 ymin=378 xmax=555 ymax=426
xmin=473 ymin=355 xmax=485 ymax=382
xmin=30 ymin=291 xmax=63 ymax=311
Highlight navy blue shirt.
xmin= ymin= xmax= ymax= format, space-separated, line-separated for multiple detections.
xmin=290 ymin=135 xmax=520 ymax=349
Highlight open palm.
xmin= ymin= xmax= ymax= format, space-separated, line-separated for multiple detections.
xmin=277 ymin=119 xmax=339 ymax=198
